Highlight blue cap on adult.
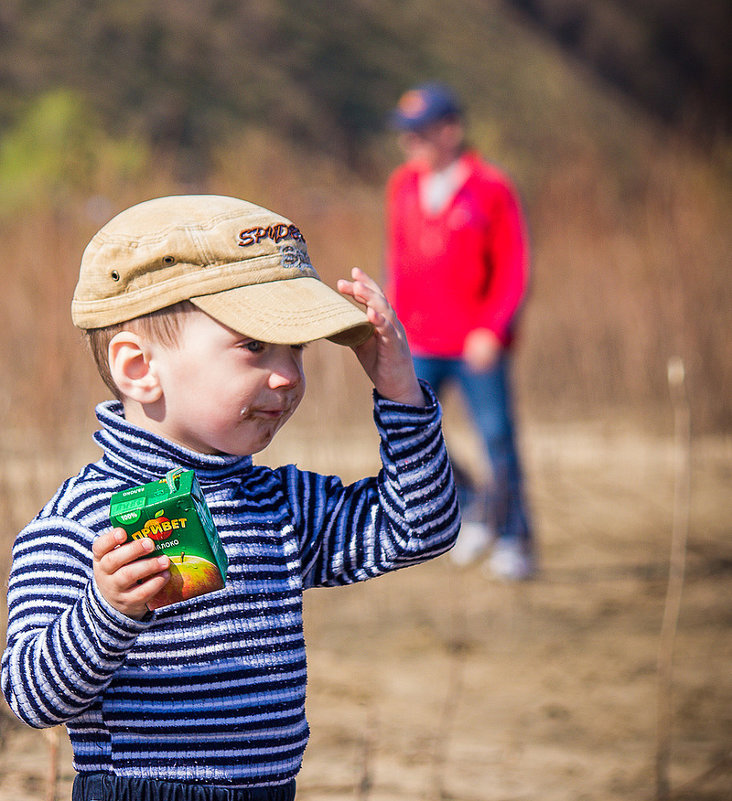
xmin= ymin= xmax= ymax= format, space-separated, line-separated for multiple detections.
xmin=390 ymin=82 xmax=462 ymax=131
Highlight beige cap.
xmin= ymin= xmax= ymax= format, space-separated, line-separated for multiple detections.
xmin=71 ymin=194 xmax=373 ymax=347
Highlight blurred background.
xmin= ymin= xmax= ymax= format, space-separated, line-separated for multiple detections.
xmin=0 ymin=1 xmax=730 ymax=799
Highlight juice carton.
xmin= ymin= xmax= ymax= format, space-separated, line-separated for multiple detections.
xmin=109 ymin=468 xmax=228 ymax=610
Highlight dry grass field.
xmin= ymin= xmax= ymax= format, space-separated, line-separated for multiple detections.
xmin=0 ymin=104 xmax=729 ymax=800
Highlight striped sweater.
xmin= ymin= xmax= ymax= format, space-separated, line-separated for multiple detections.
xmin=2 ymin=384 xmax=458 ymax=788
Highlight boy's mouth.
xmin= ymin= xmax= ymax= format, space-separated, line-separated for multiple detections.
xmin=257 ymin=408 xmax=287 ymax=420
xmin=241 ymin=405 xmax=291 ymax=420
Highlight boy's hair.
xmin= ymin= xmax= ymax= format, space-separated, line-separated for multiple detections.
xmin=84 ymin=301 xmax=196 ymax=400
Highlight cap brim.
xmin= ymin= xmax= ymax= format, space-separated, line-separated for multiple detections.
xmin=388 ymin=114 xmax=421 ymax=131
xmin=190 ymin=275 xmax=373 ymax=347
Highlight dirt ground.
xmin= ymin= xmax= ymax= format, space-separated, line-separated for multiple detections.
xmin=0 ymin=417 xmax=730 ymax=801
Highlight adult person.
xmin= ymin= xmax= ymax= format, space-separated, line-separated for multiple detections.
xmin=385 ymin=82 xmax=536 ymax=580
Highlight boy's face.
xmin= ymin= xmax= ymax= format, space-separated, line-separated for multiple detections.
xmin=147 ymin=309 xmax=306 ymax=456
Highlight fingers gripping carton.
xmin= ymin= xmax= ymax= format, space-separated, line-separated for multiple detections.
xmin=109 ymin=468 xmax=228 ymax=610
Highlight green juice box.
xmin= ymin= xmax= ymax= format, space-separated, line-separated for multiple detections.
xmin=109 ymin=468 xmax=228 ymax=610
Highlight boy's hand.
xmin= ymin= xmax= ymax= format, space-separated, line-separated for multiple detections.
xmin=92 ymin=528 xmax=171 ymax=620
xmin=337 ymin=267 xmax=425 ymax=407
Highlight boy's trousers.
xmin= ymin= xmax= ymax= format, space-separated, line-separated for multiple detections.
xmin=72 ymin=773 xmax=297 ymax=801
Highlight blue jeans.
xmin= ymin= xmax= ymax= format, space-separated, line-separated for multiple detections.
xmin=71 ymin=773 xmax=297 ymax=801
xmin=413 ymin=353 xmax=532 ymax=547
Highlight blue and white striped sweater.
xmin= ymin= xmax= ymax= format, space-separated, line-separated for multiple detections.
xmin=2 ymin=384 xmax=459 ymax=788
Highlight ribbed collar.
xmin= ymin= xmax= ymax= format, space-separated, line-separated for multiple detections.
xmin=93 ymin=401 xmax=253 ymax=487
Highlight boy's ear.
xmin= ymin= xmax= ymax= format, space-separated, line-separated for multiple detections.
xmin=108 ymin=331 xmax=163 ymax=403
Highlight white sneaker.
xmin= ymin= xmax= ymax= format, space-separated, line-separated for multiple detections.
xmin=450 ymin=522 xmax=494 ymax=566
xmin=486 ymin=539 xmax=536 ymax=581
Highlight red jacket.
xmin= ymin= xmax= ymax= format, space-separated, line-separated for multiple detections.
xmin=386 ymin=151 xmax=529 ymax=358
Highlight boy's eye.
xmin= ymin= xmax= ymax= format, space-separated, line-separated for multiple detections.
xmin=238 ymin=340 xmax=306 ymax=354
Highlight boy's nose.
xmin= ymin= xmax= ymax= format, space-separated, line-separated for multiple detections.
xmin=268 ymin=348 xmax=304 ymax=390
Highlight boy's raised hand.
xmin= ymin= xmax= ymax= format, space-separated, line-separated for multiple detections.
xmin=92 ymin=529 xmax=171 ymax=620
xmin=337 ymin=268 xmax=425 ymax=407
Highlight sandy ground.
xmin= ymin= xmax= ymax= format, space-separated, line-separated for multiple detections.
xmin=0 ymin=418 xmax=730 ymax=800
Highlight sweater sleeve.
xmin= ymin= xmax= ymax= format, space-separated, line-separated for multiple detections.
xmin=383 ymin=166 xmax=411 ymax=308
xmin=475 ymin=178 xmax=529 ymax=343
xmin=289 ymin=381 xmax=460 ymax=588
xmin=1 ymin=516 xmax=153 ymax=728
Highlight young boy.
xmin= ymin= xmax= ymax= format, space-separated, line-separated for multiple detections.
xmin=1 ymin=194 xmax=459 ymax=800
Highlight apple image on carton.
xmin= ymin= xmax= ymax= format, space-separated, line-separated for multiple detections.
xmin=148 ymin=553 xmax=225 ymax=610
